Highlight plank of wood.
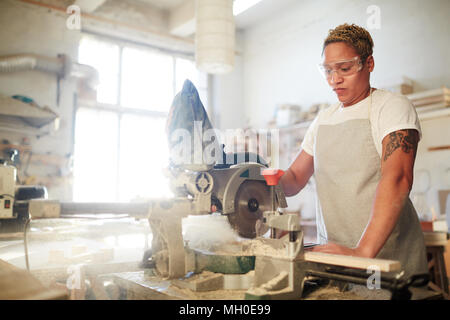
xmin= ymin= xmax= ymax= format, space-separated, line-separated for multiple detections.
xmin=428 ymin=145 xmax=450 ymax=152
xmin=415 ymin=102 xmax=450 ymax=113
xmin=412 ymin=95 xmax=449 ymax=107
xmin=304 ymin=251 xmax=401 ymax=272
xmin=423 ymin=232 xmax=449 ymax=247
xmin=406 ymin=87 xmax=450 ymax=101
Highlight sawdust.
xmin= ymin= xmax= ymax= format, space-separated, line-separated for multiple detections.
xmin=304 ymin=285 xmax=364 ymax=300
xmin=168 ymin=273 xmax=366 ymax=300
xmin=242 ymin=239 xmax=287 ymax=257
xmin=180 ymin=271 xmax=217 ymax=283
xmin=169 ymin=283 xmax=368 ymax=300
xmin=181 ymin=215 xmax=291 ymax=259
xmin=169 ymin=283 xmax=246 ymax=300
xmin=346 ymin=284 xmax=392 ymax=300
xmin=182 ymin=215 xmax=242 ymax=253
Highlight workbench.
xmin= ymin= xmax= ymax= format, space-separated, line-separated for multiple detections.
xmin=108 ymin=270 xmax=443 ymax=300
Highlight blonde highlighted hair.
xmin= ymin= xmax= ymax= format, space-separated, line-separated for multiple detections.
xmin=323 ymin=24 xmax=374 ymax=62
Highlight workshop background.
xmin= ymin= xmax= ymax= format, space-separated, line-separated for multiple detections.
xmin=0 ymin=0 xmax=449 ymax=300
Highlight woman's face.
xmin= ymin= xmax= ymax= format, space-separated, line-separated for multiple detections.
xmin=322 ymin=42 xmax=374 ymax=107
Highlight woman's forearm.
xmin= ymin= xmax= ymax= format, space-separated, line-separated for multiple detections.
xmin=280 ymin=150 xmax=315 ymax=197
xmin=280 ymin=169 xmax=304 ymax=196
xmin=355 ymin=174 xmax=412 ymax=258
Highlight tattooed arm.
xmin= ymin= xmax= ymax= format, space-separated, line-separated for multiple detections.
xmin=311 ymin=129 xmax=419 ymax=257
xmin=354 ymin=129 xmax=419 ymax=257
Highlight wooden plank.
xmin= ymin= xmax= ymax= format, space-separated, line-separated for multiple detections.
xmin=418 ymin=107 xmax=450 ymax=121
xmin=412 ymin=95 xmax=449 ymax=107
xmin=304 ymin=251 xmax=401 ymax=272
xmin=406 ymin=87 xmax=450 ymax=101
xmin=428 ymin=145 xmax=450 ymax=152
xmin=416 ymin=102 xmax=450 ymax=113
xmin=424 ymin=232 xmax=449 ymax=247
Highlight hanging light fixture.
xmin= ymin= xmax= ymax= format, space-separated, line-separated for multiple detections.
xmin=195 ymin=0 xmax=235 ymax=74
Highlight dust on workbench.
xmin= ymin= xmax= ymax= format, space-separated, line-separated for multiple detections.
xmin=303 ymin=285 xmax=364 ymax=300
xmin=169 ymin=284 xmax=247 ymax=300
xmin=170 ymin=274 xmax=370 ymax=300
xmin=171 ymin=271 xmax=371 ymax=300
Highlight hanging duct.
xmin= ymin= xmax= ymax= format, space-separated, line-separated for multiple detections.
xmin=0 ymin=54 xmax=99 ymax=89
xmin=195 ymin=0 xmax=235 ymax=74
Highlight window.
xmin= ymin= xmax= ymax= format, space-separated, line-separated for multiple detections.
xmin=121 ymin=47 xmax=174 ymax=111
xmin=78 ymin=38 xmax=120 ymax=105
xmin=118 ymin=114 xmax=170 ymax=201
xmin=73 ymin=108 xmax=119 ymax=202
xmin=74 ymin=36 xmax=208 ymax=202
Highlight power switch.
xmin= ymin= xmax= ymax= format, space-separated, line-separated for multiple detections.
xmin=4 ymin=200 xmax=10 ymax=209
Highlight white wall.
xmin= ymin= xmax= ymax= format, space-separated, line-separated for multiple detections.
xmin=213 ymin=0 xmax=450 ymax=218
xmin=414 ymin=117 xmax=450 ymax=218
xmin=211 ymin=31 xmax=246 ymax=130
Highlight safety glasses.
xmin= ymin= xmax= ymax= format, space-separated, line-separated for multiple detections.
xmin=318 ymin=56 xmax=363 ymax=80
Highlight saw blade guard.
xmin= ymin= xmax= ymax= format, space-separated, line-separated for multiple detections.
xmin=166 ymin=79 xmax=222 ymax=171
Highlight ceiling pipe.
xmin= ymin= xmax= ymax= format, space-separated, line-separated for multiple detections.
xmin=0 ymin=53 xmax=99 ymax=89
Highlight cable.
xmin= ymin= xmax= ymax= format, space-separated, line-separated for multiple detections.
xmin=0 ymin=194 xmax=14 ymax=198
xmin=23 ymin=218 xmax=31 ymax=271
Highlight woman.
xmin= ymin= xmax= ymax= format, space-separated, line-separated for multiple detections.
xmin=280 ymin=24 xmax=428 ymax=278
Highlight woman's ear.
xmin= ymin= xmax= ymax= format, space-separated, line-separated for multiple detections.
xmin=367 ymin=55 xmax=375 ymax=72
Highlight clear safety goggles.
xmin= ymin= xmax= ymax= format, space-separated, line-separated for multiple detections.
xmin=318 ymin=56 xmax=363 ymax=80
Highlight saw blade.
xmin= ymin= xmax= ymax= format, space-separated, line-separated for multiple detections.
xmin=228 ymin=180 xmax=271 ymax=238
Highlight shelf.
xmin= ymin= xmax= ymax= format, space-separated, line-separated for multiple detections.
xmin=0 ymin=94 xmax=58 ymax=128
xmin=276 ymin=120 xmax=314 ymax=133
xmin=406 ymin=87 xmax=449 ymax=101
xmin=0 ymin=116 xmax=52 ymax=137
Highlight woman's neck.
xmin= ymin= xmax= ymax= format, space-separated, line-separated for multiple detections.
xmin=342 ymin=86 xmax=374 ymax=107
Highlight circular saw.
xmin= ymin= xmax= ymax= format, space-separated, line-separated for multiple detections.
xmin=227 ymin=180 xmax=271 ymax=238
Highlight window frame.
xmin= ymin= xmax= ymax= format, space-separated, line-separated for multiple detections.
xmin=74 ymin=33 xmax=208 ymax=201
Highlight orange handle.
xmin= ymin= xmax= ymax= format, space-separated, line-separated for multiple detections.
xmin=261 ymin=169 xmax=285 ymax=186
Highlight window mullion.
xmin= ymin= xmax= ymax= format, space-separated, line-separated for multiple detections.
xmin=173 ymin=56 xmax=177 ymax=97
xmin=118 ymin=46 xmax=124 ymax=107
xmin=116 ymin=111 xmax=122 ymax=202
xmin=116 ymin=46 xmax=124 ymax=202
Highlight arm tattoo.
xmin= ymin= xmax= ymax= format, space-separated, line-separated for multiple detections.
xmin=383 ymin=130 xmax=418 ymax=161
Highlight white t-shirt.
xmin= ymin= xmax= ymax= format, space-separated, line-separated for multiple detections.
xmin=301 ymin=89 xmax=422 ymax=157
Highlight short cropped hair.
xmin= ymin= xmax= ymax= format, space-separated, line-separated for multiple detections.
xmin=323 ymin=24 xmax=374 ymax=62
